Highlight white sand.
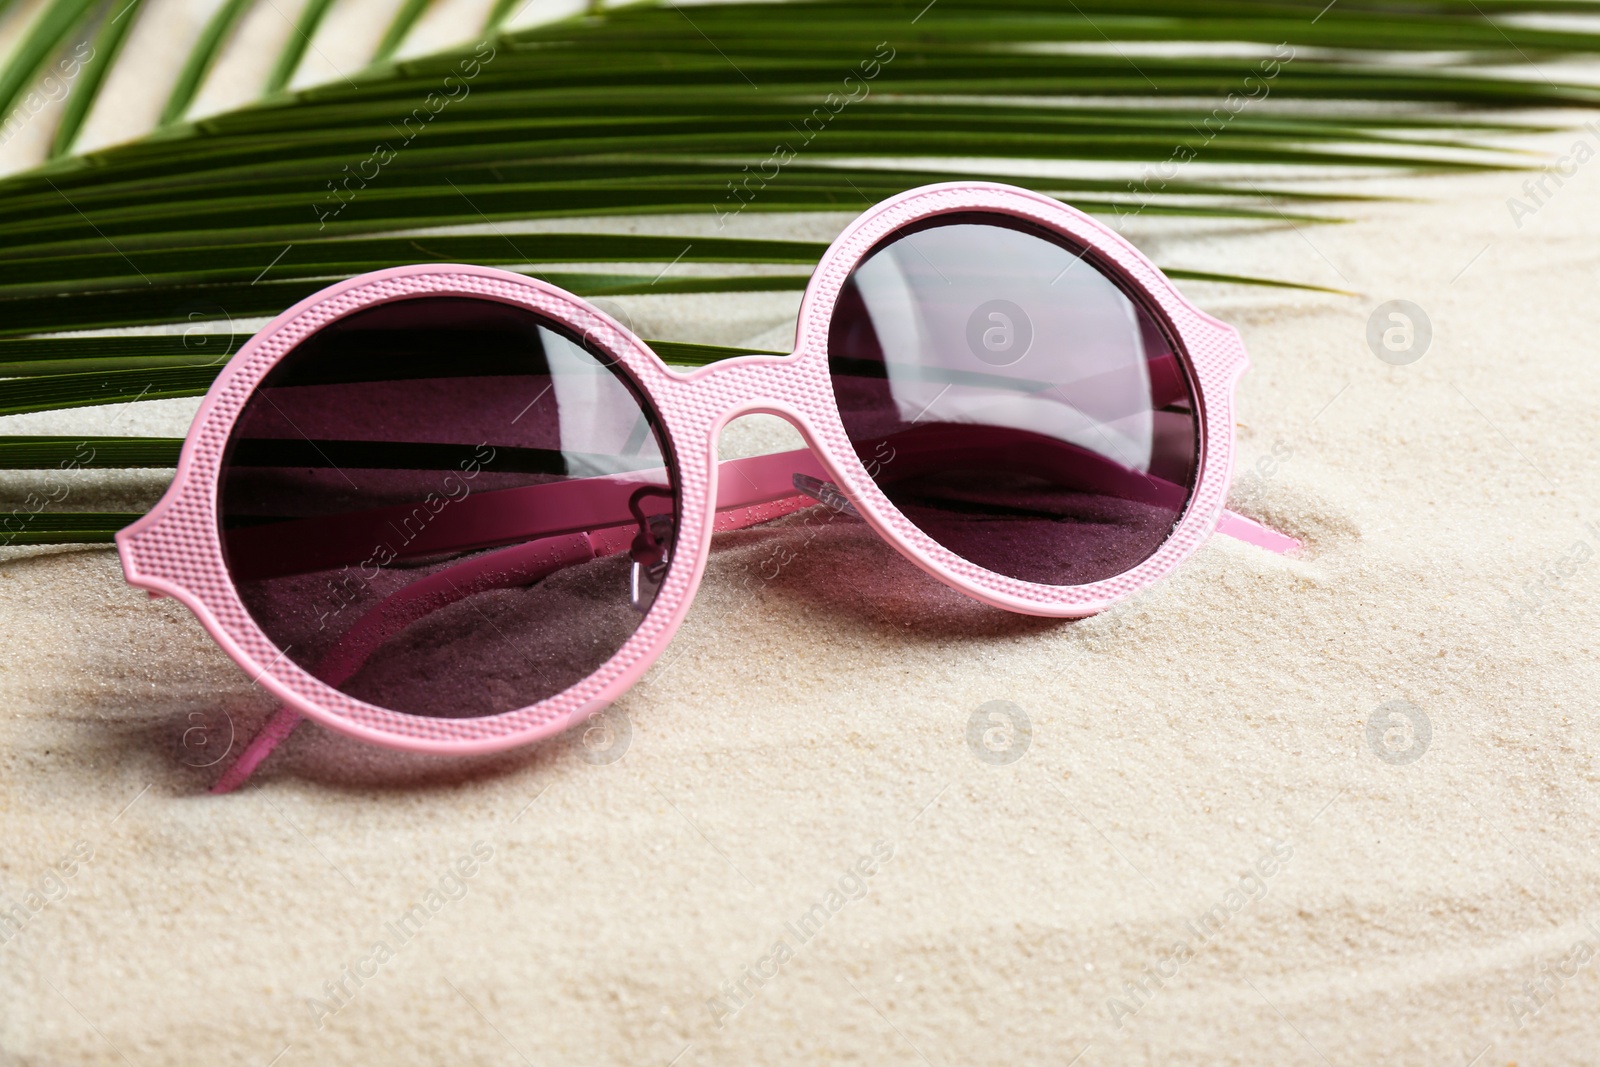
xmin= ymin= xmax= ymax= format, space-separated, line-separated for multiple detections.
xmin=5 ymin=66 xmax=1600 ymax=1067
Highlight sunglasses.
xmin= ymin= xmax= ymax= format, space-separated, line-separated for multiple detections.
xmin=116 ymin=182 xmax=1296 ymax=792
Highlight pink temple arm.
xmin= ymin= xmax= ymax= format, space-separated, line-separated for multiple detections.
xmin=226 ymin=430 xmax=1296 ymax=583
xmin=1216 ymin=509 xmax=1300 ymax=554
xmin=211 ymin=444 xmax=1297 ymax=791
xmin=210 ymin=453 xmax=820 ymax=792
xmin=225 ymin=448 xmax=829 ymax=582
xmin=212 ymin=533 xmax=597 ymax=793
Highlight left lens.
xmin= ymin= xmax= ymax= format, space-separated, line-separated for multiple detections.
xmin=827 ymin=214 xmax=1199 ymax=587
xmin=217 ymin=295 xmax=677 ymax=718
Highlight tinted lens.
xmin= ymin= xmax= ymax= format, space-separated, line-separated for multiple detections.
xmin=218 ymin=296 xmax=676 ymax=718
xmin=828 ymin=215 xmax=1198 ymax=586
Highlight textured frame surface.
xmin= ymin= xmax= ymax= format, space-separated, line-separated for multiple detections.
xmin=791 ymin=182 xmax=1246 ymax=616
xmin=117 ymin=182 xmax=1246 ymax=754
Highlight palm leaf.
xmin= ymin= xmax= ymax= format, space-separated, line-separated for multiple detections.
xmin=480 ymin=0 xmax=531 ymax=35
xmin=0 ymin=335 xmax=782 ymax=417
xmin=5 ymin=0 xmax=1600 ymax=544
xmin=0 ymin=334 xmax=243 ymax=376
xmin=0 ymin=258 xmax=1334 ymax=414
xmin=373 ymin=0 xmax=436 ymax=65
xmin=0 ymin=232 xmax=831 ymax=293
xmin=0 ymin=435 xmax=181 ymax=467
xmin=158 ymin=0 xmax=256 ymax=126
xmin=48 ymin=0 xmax=144 ymax=158
xmin=0 ymin=364 xmax=220 ymax=415
xmin=262 ymin=0 xmax=340 ymax=96
xmin=0 ymin=512 xmax=142 ymax=544
xmin=0 ymin=0 xmax=99 ymax=124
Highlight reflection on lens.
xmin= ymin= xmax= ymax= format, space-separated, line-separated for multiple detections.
xmin=828 ymin=215 xmax=1198 ymax=586
xmin=218 ymin=297 xmax=676 ymax=718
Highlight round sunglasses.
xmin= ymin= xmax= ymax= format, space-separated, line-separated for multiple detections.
xmin=116 ymin=182 xmax=1296 ymax=792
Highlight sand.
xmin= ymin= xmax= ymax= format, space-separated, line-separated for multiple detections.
xmin=6 ymin=40 xmax=1600 ymax=1067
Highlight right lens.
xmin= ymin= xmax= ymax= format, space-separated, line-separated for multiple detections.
xmin=828 ymin=215 xmax=1199 ymax=587
xmin=217 ymin=296 xmax=677 ymax=719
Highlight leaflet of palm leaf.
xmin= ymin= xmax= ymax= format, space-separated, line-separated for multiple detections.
xmin=1 ymin=0 xmax=1599 ymax=543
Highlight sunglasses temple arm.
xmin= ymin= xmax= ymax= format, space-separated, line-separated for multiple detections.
xmin=209 ymin=532 xmax=602 ymax=793
xmin=224 ymin=448 xmax=831 ymax=582
xmin=210 ymin=705 xmax=304 ymax=794
xmin=207 ymin=457 xmax=1298 ymax=793
xmin=205 ymin=475 xmax=820 ymax=793
xmin=1215 ymin=508 xmax=1300 ymax=555
xmin=226 ymin=440 xmax=1301 ymax=589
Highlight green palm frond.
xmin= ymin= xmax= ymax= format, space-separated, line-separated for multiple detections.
xmin=483 ymin=0 xmax=545 ymax=36
xmin=159 ymin=0 xmax=256 ymax=126
xmin=0 ymin=513 xmax=142 ymax=544
xmin=0 ymin=435 xmax=181 ymax=468
xmin=0 ymin=333 xmax=785 ymax=420
xmin=262 ymin=0 xmax=340 ymax=96
xmin=0 ymin=228 xmax=1343 ymax=336
xmin=373 ymin=0 xmax=437 ymax=65
xmin=4 ymin=0 xmax=1600 ymax=544
xmin=0 ymin=0 xmax=99 ymax=124
xmin=48 ymin=0 xmax=145 ymax=158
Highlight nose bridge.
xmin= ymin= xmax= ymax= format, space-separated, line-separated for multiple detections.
xmin=661 ymin=351 xmax=821 ymax=436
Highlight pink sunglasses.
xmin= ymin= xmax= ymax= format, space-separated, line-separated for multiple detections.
xmin=116 ymin=182 xmax=1296 ymax=792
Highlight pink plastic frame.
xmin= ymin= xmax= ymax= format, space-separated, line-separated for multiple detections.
xmin=117 ymin=182 xmax=1261 ymax=759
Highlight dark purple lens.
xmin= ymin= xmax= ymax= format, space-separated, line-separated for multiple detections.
xmin=828 ymin=215 xmax=1198 ymax=586
xmin=218 ymin=296 xmax=677 ymax=718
